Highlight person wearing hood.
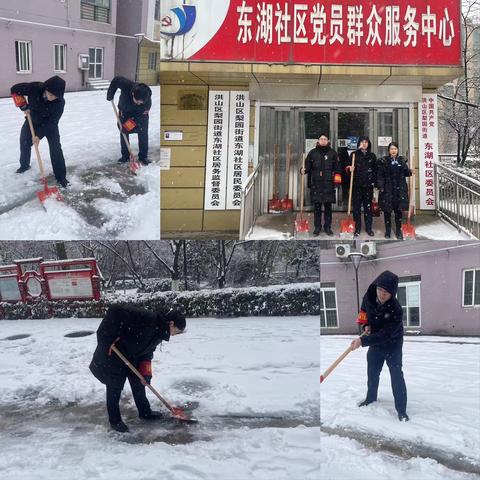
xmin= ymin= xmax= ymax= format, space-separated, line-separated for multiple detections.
xmin=377 ymin=142 xmax=412 ymax=239
xmin=350 ymin=271 xmax=409 ymax=421
xmin=89 ymin=304 xmax=186 ymax=433
xmin=302 ymin=133 xmax=342 ymax=236
xmin=11 ymin=76 xmax=69 ymax=187
xmin=106 ymin=76 xmax=152 ymax=165
xmin=345 ymin=136 xmax=377 ymax=236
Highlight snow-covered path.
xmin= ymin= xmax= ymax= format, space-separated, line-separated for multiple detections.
xmin=0 ymin=88 xmax=160 ymax=239
xmin=320 ymin=335 xmax=480 ymax=479
xmin=0 ymin=316 xmax=319 ymax=480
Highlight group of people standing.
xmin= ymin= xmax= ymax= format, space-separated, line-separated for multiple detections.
xmin=303 ymin=133 xmax=412 ymax=239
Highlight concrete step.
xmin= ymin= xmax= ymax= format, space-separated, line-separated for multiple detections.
xmin=86 ymin=80 xmax=110 ymax=90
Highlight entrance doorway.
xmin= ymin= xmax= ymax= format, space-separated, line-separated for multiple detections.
xmin=258 ymin=105 xmax=410 ymax=211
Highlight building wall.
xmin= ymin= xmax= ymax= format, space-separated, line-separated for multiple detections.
xmin=320 ymin=241 xmax=480 ymax=336
xmin=0 ymin=0 xmax=118 ymax=97
xmin=160 ymin=83 xmax=255 ymax=233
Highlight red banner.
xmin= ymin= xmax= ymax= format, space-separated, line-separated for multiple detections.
xmin=180 ymin=0 xmax=461 ymax=66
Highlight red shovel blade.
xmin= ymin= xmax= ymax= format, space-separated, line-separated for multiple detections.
xmin=320 ymin=375 xmax=325 ymax=383
xmin=281 ymin=197 xmax=293 ymax=211
xmin=37 ymin=185 xmax=63 ymax=204
xmin=128 ymin=160 xmax=141 ymax=175
xmin=295 ymin=218 xmax=310 ymax=233
xmin=402 ymin=223 xmax=416 ymax=239
xmin=340 ymin=217 xmax=355 ymax=233
xmin=268 ymin=198 xmax=283 ymax=213
xmin=170 ymin=406 xmax=198 ymax=423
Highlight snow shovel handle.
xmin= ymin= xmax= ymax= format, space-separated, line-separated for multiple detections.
xmin=110 ymin=100 xmax=135 ymax=160
xmin=320 ymin=331 xmax=366 ymax=383
xmin=300 ymin=153 xmax=306 ymax=215
xmin=347 ymin=153 xmax=355 ymax=217
xmin=407 ymin=170 xmax=415 ymax=222
xmin=25 ymin=111 xmax=47 ymax=180
xmin=110 ymin=344 xmax=175 ymax=414
xmin=286 ymin=143 xmax=291 ymax=197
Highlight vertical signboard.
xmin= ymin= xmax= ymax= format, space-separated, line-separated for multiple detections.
xmin=226 ymin=91 xmax=250 ymax=209
xmin=204 ymin=91 xmax=230 ymax=210
xmin=418 ymin=93 xmax=438 ymax=210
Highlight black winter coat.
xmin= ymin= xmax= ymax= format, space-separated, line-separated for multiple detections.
xmin=11 ymin=82 xmax=65 ymax=137
xmin=377 ymin=156 xmax=412 ymax=213
xmin=360 ymin=272 xmax=404 ymax=349
xmin=106 ymin=76 xmax=152 ymax=125
xmin=89 ymin=305 xmax=170 ymax=387
xmin=305 ymin=145 xmax=340 ymax=203
xmin=348 ymin=149 xmax=377 ymax=190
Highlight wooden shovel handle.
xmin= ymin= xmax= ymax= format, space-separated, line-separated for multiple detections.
xmin=285 ymin=143 xmax=291 ymax=197
xmin=111 ymin=100 xmax=135 ymax=160
xmin=300 ymin=153 xmax=306 ymax=215
xmin=25 ymin=111 xmax=46 ymax=180
xmin=347 ymin=153 xmax=355 ymax=217
xmin=407 ymin=170 xmax=415 ymax=222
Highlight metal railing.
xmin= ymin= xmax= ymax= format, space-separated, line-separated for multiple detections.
xmin=435 ymin=162 xmax=480 ymax=239
xmin=240 ymin=162 xmax=265 ymax=240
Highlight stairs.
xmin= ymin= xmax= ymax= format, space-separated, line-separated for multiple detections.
xmin=86 ymin=79 xmax=110 ymax=90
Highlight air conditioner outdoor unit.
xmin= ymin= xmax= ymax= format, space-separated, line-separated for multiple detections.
xmin=335 ymin=244 xmax=351 ymax=259
xmin=360 ymin=242 xmax=377 ymax=257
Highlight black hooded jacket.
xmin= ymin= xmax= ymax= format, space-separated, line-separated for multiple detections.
xmin=106 ymin=76 xmax=152 ymax=123
xmin=11 ymin=76 xmax=66 ymax=136
xmin=89 ymin=304 xmax=170 ymax=387
xmin=347 ymin=136 xmax=377 ymax=189
xmin=360 ymin=271 xmax=404 ymax=349
xmin=305 ymin=144 xmax=340 ymax=203
xmin=377 ymin=155 xmax=412 ymax=212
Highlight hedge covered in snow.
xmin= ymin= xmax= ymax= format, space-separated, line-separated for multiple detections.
xmin=0 ymin=282 xmax=320 ymax=320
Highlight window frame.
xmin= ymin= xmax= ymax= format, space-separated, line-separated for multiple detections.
xmin=320 ymin=286 xmax=339 ymax=329
xmin=53 ymin=44 xmax=67 ymax=74
xmin=148 ymin=51 xmax=158 ymax=70
xmin=397 ymin=280 xmax=422 ymax=328
xmin=15 ymin=40 xmax=32 ymax=74
xmin=462 ymin=268 xmax=480 ymax=308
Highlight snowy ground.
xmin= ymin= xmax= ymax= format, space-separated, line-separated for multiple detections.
xmin=320 ymin=335 xmax=480 ymax=480
xmin=0 ymin=88 xmax=160 ymax=239
xmin=0 ymin=316 xmax=319 ymax=480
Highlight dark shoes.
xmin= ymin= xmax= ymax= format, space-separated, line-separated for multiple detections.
xmin=398 ymin=412 xmax=410 ymax=422
xmin=358 ymin=399 xmax=376 ymax=407
xmin=139 ymin=158 xmax=151 ymax=165
xmin=57 ymin=178 xmax=70 ymax=188
xmin=110 ymin=420 xmax=129 ymax=433
xmin=366 ymin=230 xmax=375 ymax=237
xmin=16 ymin=165 xmax=31 ymax=174
xmin=354 ymin=230 xmax=360 ymax=237
xmin=117 ymin=157 xmax=129 ymax=163
xmin=396 ymin=229 xmax=404 ymax=240
xmin=324 ymin=227 xmax=334 ymax=236
xmin=313 ymin=228 xmax=321 ymax=236
xmin=139 ymin=410 xmax=163 ymax=420
xmin=385 ymin=232 xmax=391 ymax=239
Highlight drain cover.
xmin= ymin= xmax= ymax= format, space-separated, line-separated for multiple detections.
xmin=3 ymin=334 xmax=31 ymax=341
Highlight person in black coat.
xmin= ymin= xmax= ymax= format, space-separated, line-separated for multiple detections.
xmin=11 ymin=76 xmax=69 ymax=187
xmin=89 ymin=304 xmax=186 ymax=432
xmin=106 ymin=76 xmax=152 ymax=165
xmin=303 ymin=133 xmax=341 ymax=236
xmin=350 ymin=271 xmax=409 ymax=421
xmin=345 ymin=136 xmax=377 ymax=237
xmin=377 ymin=142 xmax=412 ymax=240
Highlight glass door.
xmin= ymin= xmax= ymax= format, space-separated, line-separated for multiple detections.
xmin=88 ymin=47 xmax=104 ymax=79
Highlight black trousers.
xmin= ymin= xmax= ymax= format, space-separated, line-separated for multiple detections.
xmin=119 ymin=120 xmax=149 ymax=161
xmin=314 ymin=202 xmax=332 ymax=230
xmin=20 ymin=120 xmax=67 ymax=181
xmin=365 ymin=342 xmax=408 ymax=414
xmin=384 ymin=209 xmax=403 ymax=235
xmin=352 ymin=187 xmax=373 ymax=232
xmin=106 ymin=370 xmax=151 ymax=423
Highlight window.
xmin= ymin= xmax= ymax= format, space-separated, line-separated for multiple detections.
xmin=81 ymin=0 xmax=110 ymax=23
xmin=88 ymin=47 xmax=103 ymax=79
xmin=148 ymin=51 xmax=158 ymax=70
xmin=15 ymin=40 xmax=32 ymax=73
xmin=53 ymin=44 xmax=66 ymax=73
xmin=397 ymin=279 xmax=421 ymax=327
xmin=155 ymin=0 xmax=160 ymax=21
xmin=320 ymin=284 xmax=338 ymax=328
xmin=463 ymin=269 xmax=480 ymax=307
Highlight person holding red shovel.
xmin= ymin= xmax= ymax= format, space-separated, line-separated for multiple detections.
xmin=345 ymin=136 xmax=377 ymax=237
xmin=377 ymin=142 xmax=412 ymax=240
xmin=106 ymin=76 xmax=152 ymax=165
xmin=11 ymin=76 xmax=69 ymax=188
xmin=89 ymin=304 xmax=186 ymax=433
xmin=350 ymin=270 xmax=409 ymax=422
xmin=302 ymin=133 xmax=342 ymax=236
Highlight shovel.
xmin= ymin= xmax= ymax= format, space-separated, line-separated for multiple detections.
xmin=402 ymin=170 xmax=416 ymax=239
xmin=111 ymin=100 xmax=141 ymax=175
xmin=340 ymin=153 xmax=356 ymax=235
xmin=268 ymin=144 xmax=282 ymax=212
xmin=111 ymin=344 xmax=197 ymax=423
xmin=25 ymin=111 xmax=63 ymax=205
xmin=295 ymin=153 xmax=310 ymax=235
xmin=281 ymin=143 xmax=293 ymax=211
xmin=320 ymin=331 xmax=367 ymax=383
